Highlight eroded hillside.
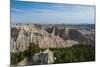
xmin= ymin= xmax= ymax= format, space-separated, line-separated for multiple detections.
xmin=11 ymin=24 xmax=95 ymax=53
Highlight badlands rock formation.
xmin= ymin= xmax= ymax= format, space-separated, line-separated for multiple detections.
xmin=11 ymin=24 xmax=95 ymax=53
xmin=17 ymin=49 xmax=55 ymax=65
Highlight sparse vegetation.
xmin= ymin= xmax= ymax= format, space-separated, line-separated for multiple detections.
xmin=11 ymin=42 xmax=40 ymax=65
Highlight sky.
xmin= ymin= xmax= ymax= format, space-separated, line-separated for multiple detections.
xmin=11 ymin=0 xmax=95 ymax=24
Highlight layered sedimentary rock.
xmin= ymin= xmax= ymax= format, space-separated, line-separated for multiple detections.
xmin=11 ymin=24 xmax=95 ymax=53
xmin=17 ymin=49 xmax=55 ymax=65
